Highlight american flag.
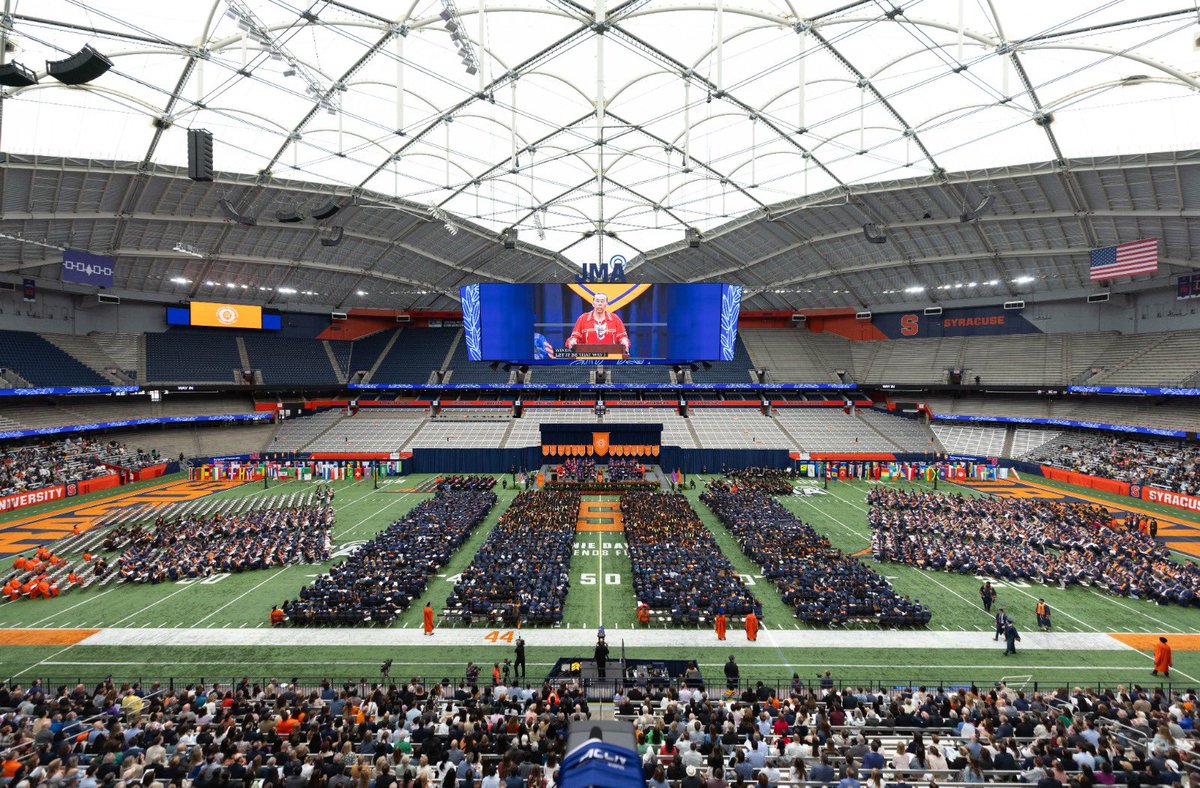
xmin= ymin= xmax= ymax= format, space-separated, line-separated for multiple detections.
xmin=1089 ymin=238 xmax=1158 ymax=281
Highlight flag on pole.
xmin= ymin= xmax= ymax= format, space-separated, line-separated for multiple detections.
xmin=1089 ymin=238 xmax=1158 ymax=281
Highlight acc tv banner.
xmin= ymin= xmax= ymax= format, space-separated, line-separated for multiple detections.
xmin=61 ymin=249 xmax=115 ymax=287
xmin=190 ymin=301 xmax=263 ymax=329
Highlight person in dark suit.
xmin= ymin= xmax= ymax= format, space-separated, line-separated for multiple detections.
xmin=724 ymin=655 xmax=739 ymax=690
xmin=994 ymin=608 xmax=1009 ymax=641
xmin=594 ymin=637 xmax=609 ymax=679
xmin=980 ymin=582 xmax=997 ymax=613
xmin=513 ymin=635 xmax=526 ymax=679
xmin=1004 ymin=620 xmax=1021 ymax=656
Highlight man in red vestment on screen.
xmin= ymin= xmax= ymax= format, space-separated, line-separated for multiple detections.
xmin=565 ymin=292 xmax=630 ymax=352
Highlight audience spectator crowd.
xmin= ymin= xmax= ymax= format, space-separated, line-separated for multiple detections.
xmin=559 ymin=458 xmax=595 ymax=483
xmin=284 ymin=484 xmax=497 ymax=625
xmin=621 ymin=491 xmax=758 ymax=622
xmin=1028 ymin=434 xmax=1200 ymax=496
xmin=1 ymin=671 xmax=1196 ymax=788
xmin=0 ymin=437 xmax=135 ymax=496
xmin=607 ymin=458 xmax=644 ymax=482
xmin=869 ymin=489 xmax=1200 ymax=607
xmin=702 ymin=481 xmax=931 ymax=627
xmin=117 ymin=502 xmax=335 ymax=584
xmin=445 ymin=490 xmax=579 ymax=625
xmin=0 ymin=674 xmax=595 ymax=788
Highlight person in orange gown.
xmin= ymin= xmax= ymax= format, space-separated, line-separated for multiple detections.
xmin=744 ymin=611 xmax=759 ymax=641
xmin=1152 ymin=637 xmax=1172 ymax=677
xmin=423 ymin=601 xmax=435 ymax=636
xmin=715 ymin=611 xmax=727 ymax=641
xmin=637 ymin=602 xmax=650 ymax=627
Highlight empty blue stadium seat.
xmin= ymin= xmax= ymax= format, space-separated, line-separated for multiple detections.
xmin=242 ymin=335 xmax=339 ymax=385
xmin=0 ymin=330 xmax=109 ymax=387
xmin=145 ymin=330 xmax=243 ymax=383
xmin=688 ymin=335 xmax=755 ymax=383
xmin=347 ymin=329 xmax=396 ymax=377
xmin=370 ymin=328 xmax=458 ymax=384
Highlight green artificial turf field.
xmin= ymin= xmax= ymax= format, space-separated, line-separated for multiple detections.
xmin=1 ymin=472 xmax=1198 ymax=688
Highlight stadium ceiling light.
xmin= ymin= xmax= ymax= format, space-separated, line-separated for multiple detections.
xmin=277 ymin=287 xmax=297 ymax=294
xmin=356 ymin=290 xmax=368 ymax=296
xmin=205 ymin=280 xmax=217 ymax=286
xmin=968 ymin=281 xmax=978 ymax=286
xmin=169 ymin=276 xmax=191 ymax=284
xmin=986 ymin=279 xmax=1000 ymax=285
xmin=903 ymin=285 xmax=924 ymax=293
xmin=1012 ymin=275 xmax=1035 ymax=284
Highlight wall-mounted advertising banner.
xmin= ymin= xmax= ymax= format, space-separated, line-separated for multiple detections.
xmin=932 ymin=412 xmax=1186 ymax=438
xmin=0 ymin=485 xmax=66 ymax=513
xmin=1140 ymin=486 xmax=1200 ymax=514
xmin=62 ymin=249 xmax=116 ymax=287
xmin=872 ymin=305 xmax=1041 ymax=339
xmin=1069 ymin=385 xmax=1200 ymax=397
xmin=190 ymin=301 xmax=263 ymax=329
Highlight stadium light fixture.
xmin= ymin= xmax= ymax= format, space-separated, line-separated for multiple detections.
xmin=277 ymin=287 xmax=297 ymax=294
xmin=169 ymin=276 xmax=191 ymax=284
xmin=357 ymin=290 xmax=368 ymax=296
xmin=903 ymin=285 xmax=924 ymax=293
xmin=986 ymin=279 xmax=999 ymax=285
xmin=1012 ymin=275 xmax=1035 ymax=284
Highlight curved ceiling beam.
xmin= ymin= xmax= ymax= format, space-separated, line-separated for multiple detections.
xmin=1013 ymin=43 xmax=1200 ymax=91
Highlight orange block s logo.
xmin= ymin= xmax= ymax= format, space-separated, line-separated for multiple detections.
xmin=900 ymin=314 xmax=919 ymax=336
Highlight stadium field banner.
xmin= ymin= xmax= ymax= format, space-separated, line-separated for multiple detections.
xmin=1139 ymin=486 xmax=1200 ymax=514
xmin=1039 ymin=465 xmax=1130 ymax=496
xmin=61 ymin=249 xmax=115 ymax=287
xmin=0 ymin=386 xmax=139 ymax=397
xmin=932 ymin=413 xmax=1186 ymax=438
xmin=1069 ymin=385 xmax=1200 ymax=397
xmin=190 ymin=301 xmax=263 ymax=329
xmin=0 ymin=485 xmax=67 ymax=513
xmin=348 ymin=382 xmax=853 ymax=391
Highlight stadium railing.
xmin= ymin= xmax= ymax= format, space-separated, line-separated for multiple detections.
xmin=9 ymin=674 xmax=1192 ymax=698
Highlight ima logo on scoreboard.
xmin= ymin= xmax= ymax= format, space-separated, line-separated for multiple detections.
xmin=575 ymin=254 xmax=628 ymax=284
xmin=570 ymin=256 xmax=651 ymax=312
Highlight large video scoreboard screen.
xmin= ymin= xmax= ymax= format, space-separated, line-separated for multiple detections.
xmin=460 ymin=282 xmax=742 ymax=365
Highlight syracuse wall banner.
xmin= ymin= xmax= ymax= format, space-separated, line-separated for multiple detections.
xmin=189 ymin=301 xmax=263 ymax=329
xmin=460 ymin=282 xmax=742 ymax=364
xmin=61 ymin=249 xmax=116 ymax=287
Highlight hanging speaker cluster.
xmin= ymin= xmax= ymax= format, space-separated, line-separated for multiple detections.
xmin=0 ymin=44 xmax=112 ymax=87
xmin=46 ymin=44 xmax=112 ymax=85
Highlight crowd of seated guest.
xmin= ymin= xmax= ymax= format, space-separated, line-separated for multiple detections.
xmin=869 ymin=488 xmax=1200 ymax=607
xmin=560 ymin=458 xmax=596 ymax=483
xmin=117 ymin=501 xmax=335 ymax=584
xmin=284 ymin=484 xmax=497 ymax=625
xmin=1029 ymin=435 xmax=1200 ymax=495
xmin=723 ymin=467 xmax=795 ymax=495
xmin=607 ymin=457 xmax=644 ymax=482
xmin=1 ymin=670 xmax=1196 ymax=788
xmin=436 ymin=475 xmax=497 ymax=492
xmin=445 ymin=490 xmax=579 ymax=625
xmin=702 ymin=480 xmax=931 ymax=627
xmin=622 ymin=491 xmax=758 ymax=622
xmin=0 ymin=437 xmax=129 ymax=496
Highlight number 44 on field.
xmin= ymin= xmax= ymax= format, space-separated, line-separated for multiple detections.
xmin=484 ymin=630 xmax=517 ymax=643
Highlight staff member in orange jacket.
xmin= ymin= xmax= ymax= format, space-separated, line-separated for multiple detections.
xmin=714 ymin=610 xmax=727 ymax=641
xmin=636 ymin=602 xmax=650 ymax=627
xmin=423 ymin=601 xmax=436 ymax=636
xmin=1152 ymin=637 xmax=1173 ymax=677
xmin=744 ymin=610 xmax=759 ymax=641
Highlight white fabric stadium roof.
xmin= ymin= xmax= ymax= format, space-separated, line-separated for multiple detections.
xmin=0 ymin=1 xmax=1197 ymax=310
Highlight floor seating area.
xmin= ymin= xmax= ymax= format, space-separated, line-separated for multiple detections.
xmin=687 ymin=408 xmax=791 ymax=449
xmin=772 ymin=409 xmax=895 ymax=452
xmin=931 ymin=423 xmax=1006 ymax=457
xmin=303 ymin=411 xmax=424 ymax=453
